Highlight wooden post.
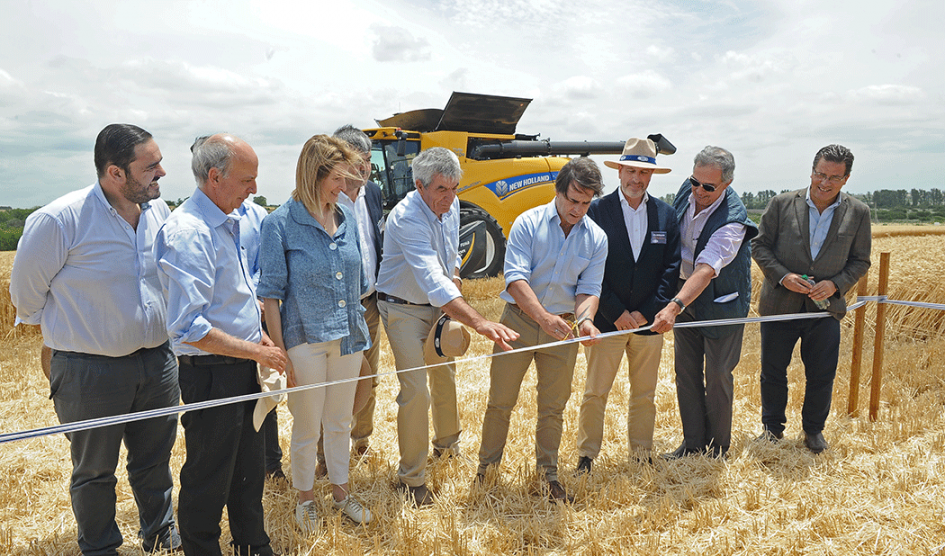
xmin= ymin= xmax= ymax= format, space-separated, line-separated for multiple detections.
xmin=869 ymin=252 xmax=890 ymax=421
xmin=847 ymin=275 xmax=869 ymax=416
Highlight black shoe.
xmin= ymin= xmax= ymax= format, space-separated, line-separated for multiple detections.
xmin=575 ymin=456 xmax=593 ymax=474
xmin=804 ymin=431 xmax=829 ymax=454
xmin=545 ymin=480 xmax=574 ymax=504
xmin=142 ymin=524 xmax=182 ymax=553
xmin=660 ymin=443 xmax=702 ymax=461
xmin=398 ymin=482 xmax=434 ymax=507
xmin=756 ymin=429 xmax=783 ymax=442
xmin=265 ymin=466 xmax=287 ymax=482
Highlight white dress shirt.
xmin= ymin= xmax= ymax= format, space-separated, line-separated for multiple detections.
xmin=10 ymin=182 xmax=170 ymax=356
xmin=337 ymin=186 xmax=378 ymax=298
xmin=620 ymin=191 xmax=649 ymax=262
xmin=679 ymin=192 xmax=746 ymax=279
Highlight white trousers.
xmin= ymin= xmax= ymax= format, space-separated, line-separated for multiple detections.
xmin=287 ymin=340 xmax=360 ymax=490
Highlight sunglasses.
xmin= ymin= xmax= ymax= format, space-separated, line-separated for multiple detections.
xmin=689 ymin=176 xmax=717 ymax=192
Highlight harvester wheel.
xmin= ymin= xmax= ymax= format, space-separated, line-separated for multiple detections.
xmin=458 ymin=206 xmax=506 ymax=279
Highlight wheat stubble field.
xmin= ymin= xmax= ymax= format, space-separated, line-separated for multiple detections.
xmin=1 ymin=226 xmax=944 ymax=555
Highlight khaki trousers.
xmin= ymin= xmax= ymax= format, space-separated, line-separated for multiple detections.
xmin=478 ymin=304 xmax=579 ymax=482
xmin=351 ymin=293 xmax=382 ymax=447
xmin=379 ymin=300 xmax=460 ymax=487
xmin=577 ymin=332 xmax=664 ymax=457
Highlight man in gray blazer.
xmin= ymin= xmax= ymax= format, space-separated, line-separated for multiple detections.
xmin=752 ymin=144 xmax=871 ymax=454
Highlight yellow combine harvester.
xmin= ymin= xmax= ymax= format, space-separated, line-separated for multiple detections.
xmin=364 ymin=92 xmax=674 ymax=278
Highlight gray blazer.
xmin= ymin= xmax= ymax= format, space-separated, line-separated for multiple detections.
xmin=752 ymin=188 xmax=871 ymax=320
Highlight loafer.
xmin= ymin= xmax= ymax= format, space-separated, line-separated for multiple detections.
xmin=353 ymin=444 xmax=370 ymax=458
xmin=142 ymin=524 xmax=182 ymax=553
xmin=398 ymin=482 xmax=434 ymax=507
xmin=756 ymin=429 xmax=783 ymax=443
xmin=575 ymin=456 xmax=593 ymax=474
xmin=545 ymin=480 xmax=574 ymax=504
xmin=804 ymin=431 xmax=829 ymax=454
xmin=660 ymin=443 xmax=702 ymax=461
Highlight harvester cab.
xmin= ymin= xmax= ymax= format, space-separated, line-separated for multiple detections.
xmin=363 ymin=92 xmax=674 ymax=279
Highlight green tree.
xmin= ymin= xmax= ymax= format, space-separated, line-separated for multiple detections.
xmin=253 ymin=195 xmax=268 ymax=207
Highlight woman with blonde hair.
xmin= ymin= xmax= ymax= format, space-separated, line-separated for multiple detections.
xmin=258 ymin=134 xmax=372 ymax=530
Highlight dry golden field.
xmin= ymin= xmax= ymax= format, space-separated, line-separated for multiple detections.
xmin=1 ymin=225 xmax=944 ymax=555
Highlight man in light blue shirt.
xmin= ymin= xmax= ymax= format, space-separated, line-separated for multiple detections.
xmin=10 ymin=124 xmax=181 ymax=555
xmin=154 ymin=133 xmax=286 ymax=556
xmin=477 ymin=157 xmax=608 ymax=503
xmin=375 ymin=147 xmax=519 ymax=506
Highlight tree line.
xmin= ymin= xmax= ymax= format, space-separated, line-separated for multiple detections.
xmin=3 ymin=189 xmax=945 ymax=251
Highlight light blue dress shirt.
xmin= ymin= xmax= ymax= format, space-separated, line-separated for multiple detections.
xmin=375 ymin=190 xmax=462 ymax=307
xmin=154 ymin=187 xmax=262 ymax=356
xmin=500 ymin=199 xmax=608 ymax=315
xmin=238 ymin=200 xmax=268 ymax=289
xmin=10 ymin=182 xmax=170 ymax=356
xmin=806 ymin=186 xmax=842 ymax=260
xmin=256 ymin=197 xmax=370 ymax=355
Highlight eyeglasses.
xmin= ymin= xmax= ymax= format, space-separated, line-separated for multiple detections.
xmin=812 ymin=172 xmax=846 ymax=184
xmin=689 ymin=176 xmax=717 ymax=192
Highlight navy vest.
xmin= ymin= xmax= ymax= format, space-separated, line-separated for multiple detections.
xmin=674 ymin=180 xmax=758 ymax=338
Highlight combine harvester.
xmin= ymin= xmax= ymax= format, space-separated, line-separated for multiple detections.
xmin=364 ymin=92 xmax=674 ymax=278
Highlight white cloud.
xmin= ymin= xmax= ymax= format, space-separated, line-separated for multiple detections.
xmin=847 ymin=84 xmax=926 ymax=104
xmin=370 ymin=25 xmax=432 ymax=62
xmin=616 ymin=70 xmax=672 ymax=98
xmin=551 ymin=76 xmax=603 ymax=100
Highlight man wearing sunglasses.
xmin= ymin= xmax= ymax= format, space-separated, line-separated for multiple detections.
xmin=751 ymin=144 xmax=870 ymax=454
xmin=651 ymin=146 xmax=758 ymax=459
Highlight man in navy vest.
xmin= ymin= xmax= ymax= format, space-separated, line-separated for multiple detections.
xmin=651 ymin=146 xmax=758 ymax=459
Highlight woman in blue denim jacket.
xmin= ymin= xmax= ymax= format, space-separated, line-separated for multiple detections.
xmin=258 ymin=135 xmax=372 ymax=529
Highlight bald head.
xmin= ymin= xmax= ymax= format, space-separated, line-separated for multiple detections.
xmin=192 ymin=133 xmax=259 ymax=214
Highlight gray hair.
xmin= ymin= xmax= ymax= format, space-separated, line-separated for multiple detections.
xmin=191 ymin=134 xmax=236 ymax=187
xmin=411 ymin=147 xmax=462 ymax=188
xmin=813 ymin=144 xmax=854 ymax=176
xmin=693 ymin=146 xmax=735 ymax=183
xmin=332 ymin=124 xmax=372 ymax=155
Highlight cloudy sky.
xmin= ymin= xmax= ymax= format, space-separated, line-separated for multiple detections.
xmin=1 ymin=0 xmax=942 ymax=208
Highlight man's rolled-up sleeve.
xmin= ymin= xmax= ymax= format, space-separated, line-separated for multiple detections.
xmin=154 ymin=227 xmax=215 ymax=346
xmin=9 ymin=213 xmax=69 ymax=325
xmin=695 ymin=222 xmax=747 ymax=276
xmin=575 ymin=233 xmax=608 ymax=298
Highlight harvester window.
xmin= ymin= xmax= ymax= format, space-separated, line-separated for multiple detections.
xmin=371 ymin=140 xmax=420 ymax=209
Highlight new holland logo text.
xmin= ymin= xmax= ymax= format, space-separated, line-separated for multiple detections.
xmin=485 ymin=172 xmax=556 ymax=199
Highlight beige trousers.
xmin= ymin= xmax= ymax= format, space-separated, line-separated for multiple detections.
xmin=577 ymin=332 xmax=664 ymax=457
xmin=477 ymin=304 xmax=579 ymax=482
xmin=378 ymin=300 xmax=460 ymax=487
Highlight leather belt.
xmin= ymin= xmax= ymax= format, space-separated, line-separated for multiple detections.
xmin=378 ymin=292 xmax=431 ymax=307
xmin=178 ymin=354 xmax=253 ymax=367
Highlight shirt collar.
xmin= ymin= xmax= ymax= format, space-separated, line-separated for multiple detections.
xmin=805 ymin=186 xmax=842 ymax=211
xmin=543 ymin=198 xmax=586 ymax=232
xmin=191 ymin=187 xmax=236 ymax=228
xmin=92 ymin=180 xmax=152 ymax=214
xmin=619 ymin=191 xmax=649 ymax=213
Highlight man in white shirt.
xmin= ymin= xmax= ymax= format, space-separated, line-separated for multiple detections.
xmin=10 ymin=124 xmax=181 ymax=555
xmin=651 ymin=146 xmax=758 ymax=459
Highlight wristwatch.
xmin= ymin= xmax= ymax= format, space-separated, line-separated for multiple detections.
xmin=671 ymin=297 xmax=686 ymax=312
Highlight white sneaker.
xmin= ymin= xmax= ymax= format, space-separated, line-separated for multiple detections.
xmin=333 ymin=494 xmax=372 ymax=525
xmin=295 ymin=500 xmax=318 ymax=533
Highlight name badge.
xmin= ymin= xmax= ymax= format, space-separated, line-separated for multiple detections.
xmin=650 ymin=231 xmax=667 ymax=244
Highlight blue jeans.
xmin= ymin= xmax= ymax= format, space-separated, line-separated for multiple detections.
xmin=760 ymin=317 xmax=840 ymax=436
xmin=50 ymin=342 xmax=179 ymax=556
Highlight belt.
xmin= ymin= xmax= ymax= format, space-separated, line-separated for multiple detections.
xmin=177 ymin=354 xmax=254 ymax=367
xmin=378 ymin=292 xmax=431 ymax=307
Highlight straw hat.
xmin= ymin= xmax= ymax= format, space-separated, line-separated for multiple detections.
xmin=423 ymin=314 xmax=471 ymax=366
xmin=253 ymin=365 xmax=286 ymax=432
xmin=604 ymin=138 xmax=672 ymax=173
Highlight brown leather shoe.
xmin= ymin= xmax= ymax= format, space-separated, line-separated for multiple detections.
xmin=545 ymin=480 xmax=574 ymax=504
xmin=353 ymin=444 xmax=370 ymax=458
xmin=314 ymin=460 xmax=328 ymax=479
xmin=575 ymin=456 xmax=592 ymax=474
xmin=398 ymin=482 xmax=434 ymax=507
